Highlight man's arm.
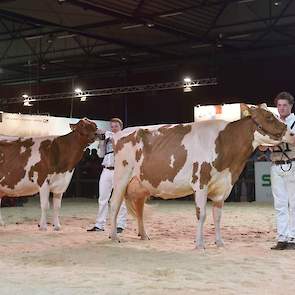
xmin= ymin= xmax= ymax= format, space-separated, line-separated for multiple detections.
xmin=97 ymin=129 xmax=106 ymax=158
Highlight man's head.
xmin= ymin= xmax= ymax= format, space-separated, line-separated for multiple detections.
xmin=274 ymin=92 xmax=294 ymax=120
xmin=110 ymin=118 xmax=123 ymax=133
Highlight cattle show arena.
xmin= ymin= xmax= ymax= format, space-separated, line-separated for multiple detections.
xmin=1 ymin=198 xmax=295 ymax=295
xmin=1 ymin=1 xmax=295 ymax=294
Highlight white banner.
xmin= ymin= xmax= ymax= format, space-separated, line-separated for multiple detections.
xmin=254 ymin=161 xmax=273 ymax=202
xmin=194 ymin=103 xmax=278 ymax=122
xmin=0 ymin=112 xmax=110 ymax=149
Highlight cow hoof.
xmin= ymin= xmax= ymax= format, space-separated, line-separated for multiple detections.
xmin=140 ymin=234 xmax=150 ymax=240
xmin=39 ymin=225 xmax=47 ymax=231
xmin=195 ymin=242 xmax=205 ymax=250
xmin=54 ymin=226 xmax=61 ymax=231
xmin=215 ymin=240 xmax=225 ymax=248
xmin=109 ymin=234 xmax=120 ymax=243
xmin=195 ymin=246 xmax=205 ymax=252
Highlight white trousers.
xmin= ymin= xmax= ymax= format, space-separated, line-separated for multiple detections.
xmin=271 ymin=164 xmax=295 ymax=242
xmin=95 ymin=168 xmax=127 ymax=229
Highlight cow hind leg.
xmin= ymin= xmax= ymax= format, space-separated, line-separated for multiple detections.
xmin=0 ymin=198 xmax=5 ymax=226
xmin=53 ymin=193 xmax=63 ymax=231
xmin=212 ymin=201 xmax=224 ymax=247
xmin=128 ymin=196 xmax=150 ymax=240
xmin=125 ymin=177 xmax=150 ymax=240
xmin=135 ymin=197 xmax=150 ymax=240
xmin=194 ymin=189 xmax=208 ymax=249
xmin=39 ymin=184 xmax=50 ymax=231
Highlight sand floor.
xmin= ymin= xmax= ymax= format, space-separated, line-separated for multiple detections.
xmin=0 ymin=198 xmax=294 ymax=295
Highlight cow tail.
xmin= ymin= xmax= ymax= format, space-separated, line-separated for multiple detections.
xmin=124 ymin=197 xmax=137 ymax=217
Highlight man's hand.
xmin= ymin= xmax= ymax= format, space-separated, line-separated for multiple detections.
xmin=258 ymin=145 xmax=273 ymax=152
xmin=97 ymin=128 xmax=105 ymax=135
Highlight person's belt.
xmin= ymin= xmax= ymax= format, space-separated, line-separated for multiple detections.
xmin=103 ymin=166 xmax=114 ymax=170
xmin=272 ymin=158 xmax=295 ymax=165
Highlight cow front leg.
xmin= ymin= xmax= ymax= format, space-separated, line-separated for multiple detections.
xmin=53 ymin=193 xmax=62 ymax=231
xmin=39 ymin=185 xmax=50 ymax=231
xmin=194 ymin=189 xmax=208 ymax=249
xmin=212 ymin=201 xmax=224 ymax=247
xmin=0 ymin=198 xmax=5 ymax=226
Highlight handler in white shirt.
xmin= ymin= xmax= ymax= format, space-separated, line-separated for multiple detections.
xmin=87 ymin=118 xmax=127 ymax=233
xmin=262 ymin=92 xmax=295 ymax=250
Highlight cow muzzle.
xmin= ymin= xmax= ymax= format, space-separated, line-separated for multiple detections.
xmin=282 ymin=129 xmax=295 ymax=145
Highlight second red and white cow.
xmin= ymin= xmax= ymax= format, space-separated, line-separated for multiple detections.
xmin=0 ymin=118 xmax=97 ymax=230
xmin=109 ymin=104 xmax=295 ymax=248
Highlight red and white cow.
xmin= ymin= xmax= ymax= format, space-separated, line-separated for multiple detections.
xmin=0 ymin=118 xmax=97 ymax=230
xmin=109 ymin=104 xmax=295 ymax=248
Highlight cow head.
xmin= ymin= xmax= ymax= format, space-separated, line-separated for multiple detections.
xmin=70 ymin=118 xmax=98 ymax=143
xmin=241 ymin=103 xmax=295 ymax=146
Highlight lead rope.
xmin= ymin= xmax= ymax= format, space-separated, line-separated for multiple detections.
xmin=279 ymin=120 xmax=295 ymax=172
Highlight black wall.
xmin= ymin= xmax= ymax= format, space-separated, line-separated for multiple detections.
xmin=1 ymin=55 xmax=295 ymax=126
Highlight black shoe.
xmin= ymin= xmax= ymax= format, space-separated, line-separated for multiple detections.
xmin=117 ymin=227 xmax=124 ymax=234
xmin=286 ymin=243 xmax=295 ymax=250
xmin=87 ymin=226 xmax=104 ymax=232
xmin=270 ymin=241 xmax=288 ymax=250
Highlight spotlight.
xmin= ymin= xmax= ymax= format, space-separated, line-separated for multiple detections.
xmin=75 ymin=88 xmax=82 ymax=94
xmin=216 ymin=40 xmax=223 ymax=48
xmin=183 ymin=77 xmax=192 ymax=92
xmin=183 ymin=86 xmax=192 ymax=93
xmin=23 ymin=98 xmax=33 ymax=107
xmin=80 ymin=96 xmax=87 ymax=102
xmin=24 ymin=101 xmax=32 ymax=107
xmin=22 ymin=94 xmax=29 ymax=99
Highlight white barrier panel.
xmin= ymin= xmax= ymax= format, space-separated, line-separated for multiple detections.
xmin=254 ymin=161 xmax=273 ymax=202
xmin=0 ymin=112 xmax=109 ymax=137
xmin=0 ymin=112 xmax=110 ymax=149
xmin=194 ymin=103 xmax=278 ymax=122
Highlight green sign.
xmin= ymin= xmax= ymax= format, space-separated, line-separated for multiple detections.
xmin=262 ymin=174 xmax=271 ymax=186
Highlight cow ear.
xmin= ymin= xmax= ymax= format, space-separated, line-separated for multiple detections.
xmin=259 ymin=103 xmax=268 ymax=110
xmin=70 ymin=123 xmax=76 ymax=131
xmin=240 ymin=103 xmax=252 ymax=118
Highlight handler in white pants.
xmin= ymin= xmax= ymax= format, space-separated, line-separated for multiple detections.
xmin=87 ymin=118 xmax=127 ymax=233
xmin=271 ymin=164 xmax=295 ymax=243
xmin=95 ymin=167 xmax=127 ymax=230
xmin=269 ymin=92 xmax=295 ymax=250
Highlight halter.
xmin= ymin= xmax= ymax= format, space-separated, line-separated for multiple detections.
xmin=252 ymin=117 xmax=295 ymax=172
xmin=251 ymin=117 xmax=283 ymax=141
xmin=75 ymin=128 xmax=97 ymax=145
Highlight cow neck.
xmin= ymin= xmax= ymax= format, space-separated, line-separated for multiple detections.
xmin=54 ymin=131 xmax=90 ymax=169
xmin=213 ymin=117 xmax=256 ymax=184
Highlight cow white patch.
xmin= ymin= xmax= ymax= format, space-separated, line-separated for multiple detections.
xmin=252 ymin=130 xmax=279 ymax=149
xmin=152 ymin=131 xmax=161 ymax=136
xmin=20 ymin=146 xmax=26 ymax=154
xmin=169 ymin=154 xmax=175 ymax=168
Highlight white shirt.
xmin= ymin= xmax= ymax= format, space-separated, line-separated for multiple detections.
xmin=98 ymin=131 xmax=114 ymax=168
xmin=271 ymin=113 xmax=295 ymax=161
